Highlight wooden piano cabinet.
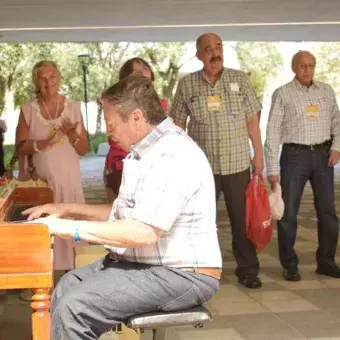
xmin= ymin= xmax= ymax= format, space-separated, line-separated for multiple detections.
xmin=0 ymin=186 xmax=54 ymax=340
xmin=0 ymin=223 xmax=52 ymax=340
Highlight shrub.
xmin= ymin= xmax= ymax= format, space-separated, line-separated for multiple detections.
xmin=3 ymin=144 xmax=16 ymax=170
xmin=89 ymin=132 xmax=107 ymax=154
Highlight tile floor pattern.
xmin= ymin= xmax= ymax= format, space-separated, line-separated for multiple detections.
xmin=2 ymin=157 xmax=340 ymax=339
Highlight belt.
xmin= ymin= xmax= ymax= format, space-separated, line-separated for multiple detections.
xmin=180 ymin=267 xmax=222 ymax=280
xmin=284 ymin=140 xmax=331 ymax=151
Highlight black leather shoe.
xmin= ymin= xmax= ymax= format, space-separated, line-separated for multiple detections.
xmin=316 ymin=264 xmax=340 ymax=278
xmin=283 ymin=268 xmax=301 ymax=281
xmin=238 ymin=276 xmax=262 ymax=289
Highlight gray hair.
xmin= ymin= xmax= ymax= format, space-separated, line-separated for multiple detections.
xmin=32 ymin=60 xmax=60 ymax=96
xmin=101 ymin=76 xmax=166 ymax=125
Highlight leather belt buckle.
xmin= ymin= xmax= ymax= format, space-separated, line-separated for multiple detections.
xmin=180 ymin=267 xmax=222 ymax=280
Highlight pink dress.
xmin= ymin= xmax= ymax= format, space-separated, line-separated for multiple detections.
xmin=20 ymin=98 xmax=85 ymax=270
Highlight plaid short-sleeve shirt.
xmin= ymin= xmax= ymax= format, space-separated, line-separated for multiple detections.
xmin=170 ymin=68 xmax=262 ymax=175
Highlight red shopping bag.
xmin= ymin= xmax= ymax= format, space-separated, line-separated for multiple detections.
xmin=246 ymin=174 xmax=272 ymax=251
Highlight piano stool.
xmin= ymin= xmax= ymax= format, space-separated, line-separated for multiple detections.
xmin=75 ymin=245 xmax=213 ymax=340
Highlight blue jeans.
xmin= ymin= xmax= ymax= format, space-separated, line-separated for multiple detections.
xmin=278 ymin=143 xmax=339 ymax=270
xmin=51 ymin=255 xmax=219 ymax=339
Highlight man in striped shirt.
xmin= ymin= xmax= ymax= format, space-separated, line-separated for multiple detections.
xmin=170 ymin=32 xmax=264 ymax=289
xmin=265 ymin=51 xmax=340 ymax=281
xmin=23 ymin=76 xmax=222 ymax=340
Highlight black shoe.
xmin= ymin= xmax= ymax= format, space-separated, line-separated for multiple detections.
xmin=283 ymin=268 xmax=301 ymax=282
xmin=238 ymin=276 xmax=262 ymax=289
xmin=316 ymin=264 xmax=340 ymax=278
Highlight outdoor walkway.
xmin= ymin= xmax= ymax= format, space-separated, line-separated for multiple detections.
xmin=2 ymin=156 xmax=340 ymax=339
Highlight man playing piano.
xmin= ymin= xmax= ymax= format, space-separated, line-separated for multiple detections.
xmin=23 ymin=76 xmax=222 ymax=340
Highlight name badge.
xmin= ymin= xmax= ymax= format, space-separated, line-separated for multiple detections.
xmin=207 ymin=96 xmax=221 ymax=112
xmin=306 ymin=104 xmax=319 ymax=120
xmin=230 ymin=82 xmax=239 ymax=92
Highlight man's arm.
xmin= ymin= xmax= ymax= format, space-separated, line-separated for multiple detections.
xmin=67 ymin=204 xmax=112 ymax=221
xmin=38 ymin=149 xmax=192 ymax=247
xmin=247 ymin=114 xmax=263 ymax=174
xmin=242 ymin=74 xmax=264 ymax=175
xmin=23 ymin=203 xmax=112 ymax=222
xmin=264 ymin=89 xmax=284 ymax=186
xmin=169 ymin=78 xmax=189 ymax=130
xmin=329 ymin=86 xmax=340 ymax=151
xmin=327 ymin=85 xmax=340 ymax=166
xmin=40 ymin=218 xmax=163 ymax=247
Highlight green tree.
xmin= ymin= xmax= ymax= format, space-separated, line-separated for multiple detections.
xmin=137 ymin=42 xmax=191 ymax=101
xmin=84 ymin=42 xmax=131 ymax=133
xmin=56 ymin=42 xmax=132 ymax=133
xmin=308 ymin=42 xmax=340 ymax=95
xmin=0 ymin=43 xmax=53 ymax=116
xmin=233 ymin=42 xmax=283 ymax=103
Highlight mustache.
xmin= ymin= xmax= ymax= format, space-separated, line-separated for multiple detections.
xmin=210 ymin=56 xmax=222 ymax=62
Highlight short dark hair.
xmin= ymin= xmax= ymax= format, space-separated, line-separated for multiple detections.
xmin=101 ymin=76 xmax=165 ymax=125
xmin=119 ymin=57 xmax=155 ymax=81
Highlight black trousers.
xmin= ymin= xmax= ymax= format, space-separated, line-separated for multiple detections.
xmin=214 ymin=168 xmax=259 ymax=278
xmin=278 ymin=144 xmax=339 ymax=270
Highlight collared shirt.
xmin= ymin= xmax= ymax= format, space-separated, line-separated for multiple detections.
xmin=106 ymin=117 xmax=222 ymax=268
xmin=169 ymin=68 xmax=261 ymax=175
xmin=264 ymin=78 xmax=340 ymax=175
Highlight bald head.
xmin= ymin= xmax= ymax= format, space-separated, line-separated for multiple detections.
xmin=291 ymin=51 xmax=316 ymax=69
xmin=291 ymin=51 xmax=316 ymax=87
xmin=196 ymin=33 xmax=222 ymax=52
xmin=195 ymin=32 xmax=224 ymax=77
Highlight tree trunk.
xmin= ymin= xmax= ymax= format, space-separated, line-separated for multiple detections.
xmin=2 ymin=87 xmax=15 ymax=117
xmin=162 ymin=68 xmax=179 ymax=101
xmin=96 ymin=97 xmax=102 ymax=134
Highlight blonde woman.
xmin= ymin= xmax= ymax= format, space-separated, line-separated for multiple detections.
xmin=16 ymin=60 xmax=88 ymax=275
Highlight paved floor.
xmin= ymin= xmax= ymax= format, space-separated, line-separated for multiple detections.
xmin=2 ymin=156 xmax=340 ymax=340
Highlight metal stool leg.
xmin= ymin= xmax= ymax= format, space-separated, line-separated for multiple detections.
xmin=152 ymin=328 xmax=167 ymax=340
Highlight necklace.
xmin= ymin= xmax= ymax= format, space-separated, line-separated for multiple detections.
xmin=42 ymin=95 xmax=60 ymax=121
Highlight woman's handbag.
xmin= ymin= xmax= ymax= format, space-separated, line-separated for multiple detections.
xmin=2 ymin=141 xmax=49 ymax=189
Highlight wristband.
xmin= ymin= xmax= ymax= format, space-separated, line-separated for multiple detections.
xmin=74 ymin=229 xmax=81 ymax=243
